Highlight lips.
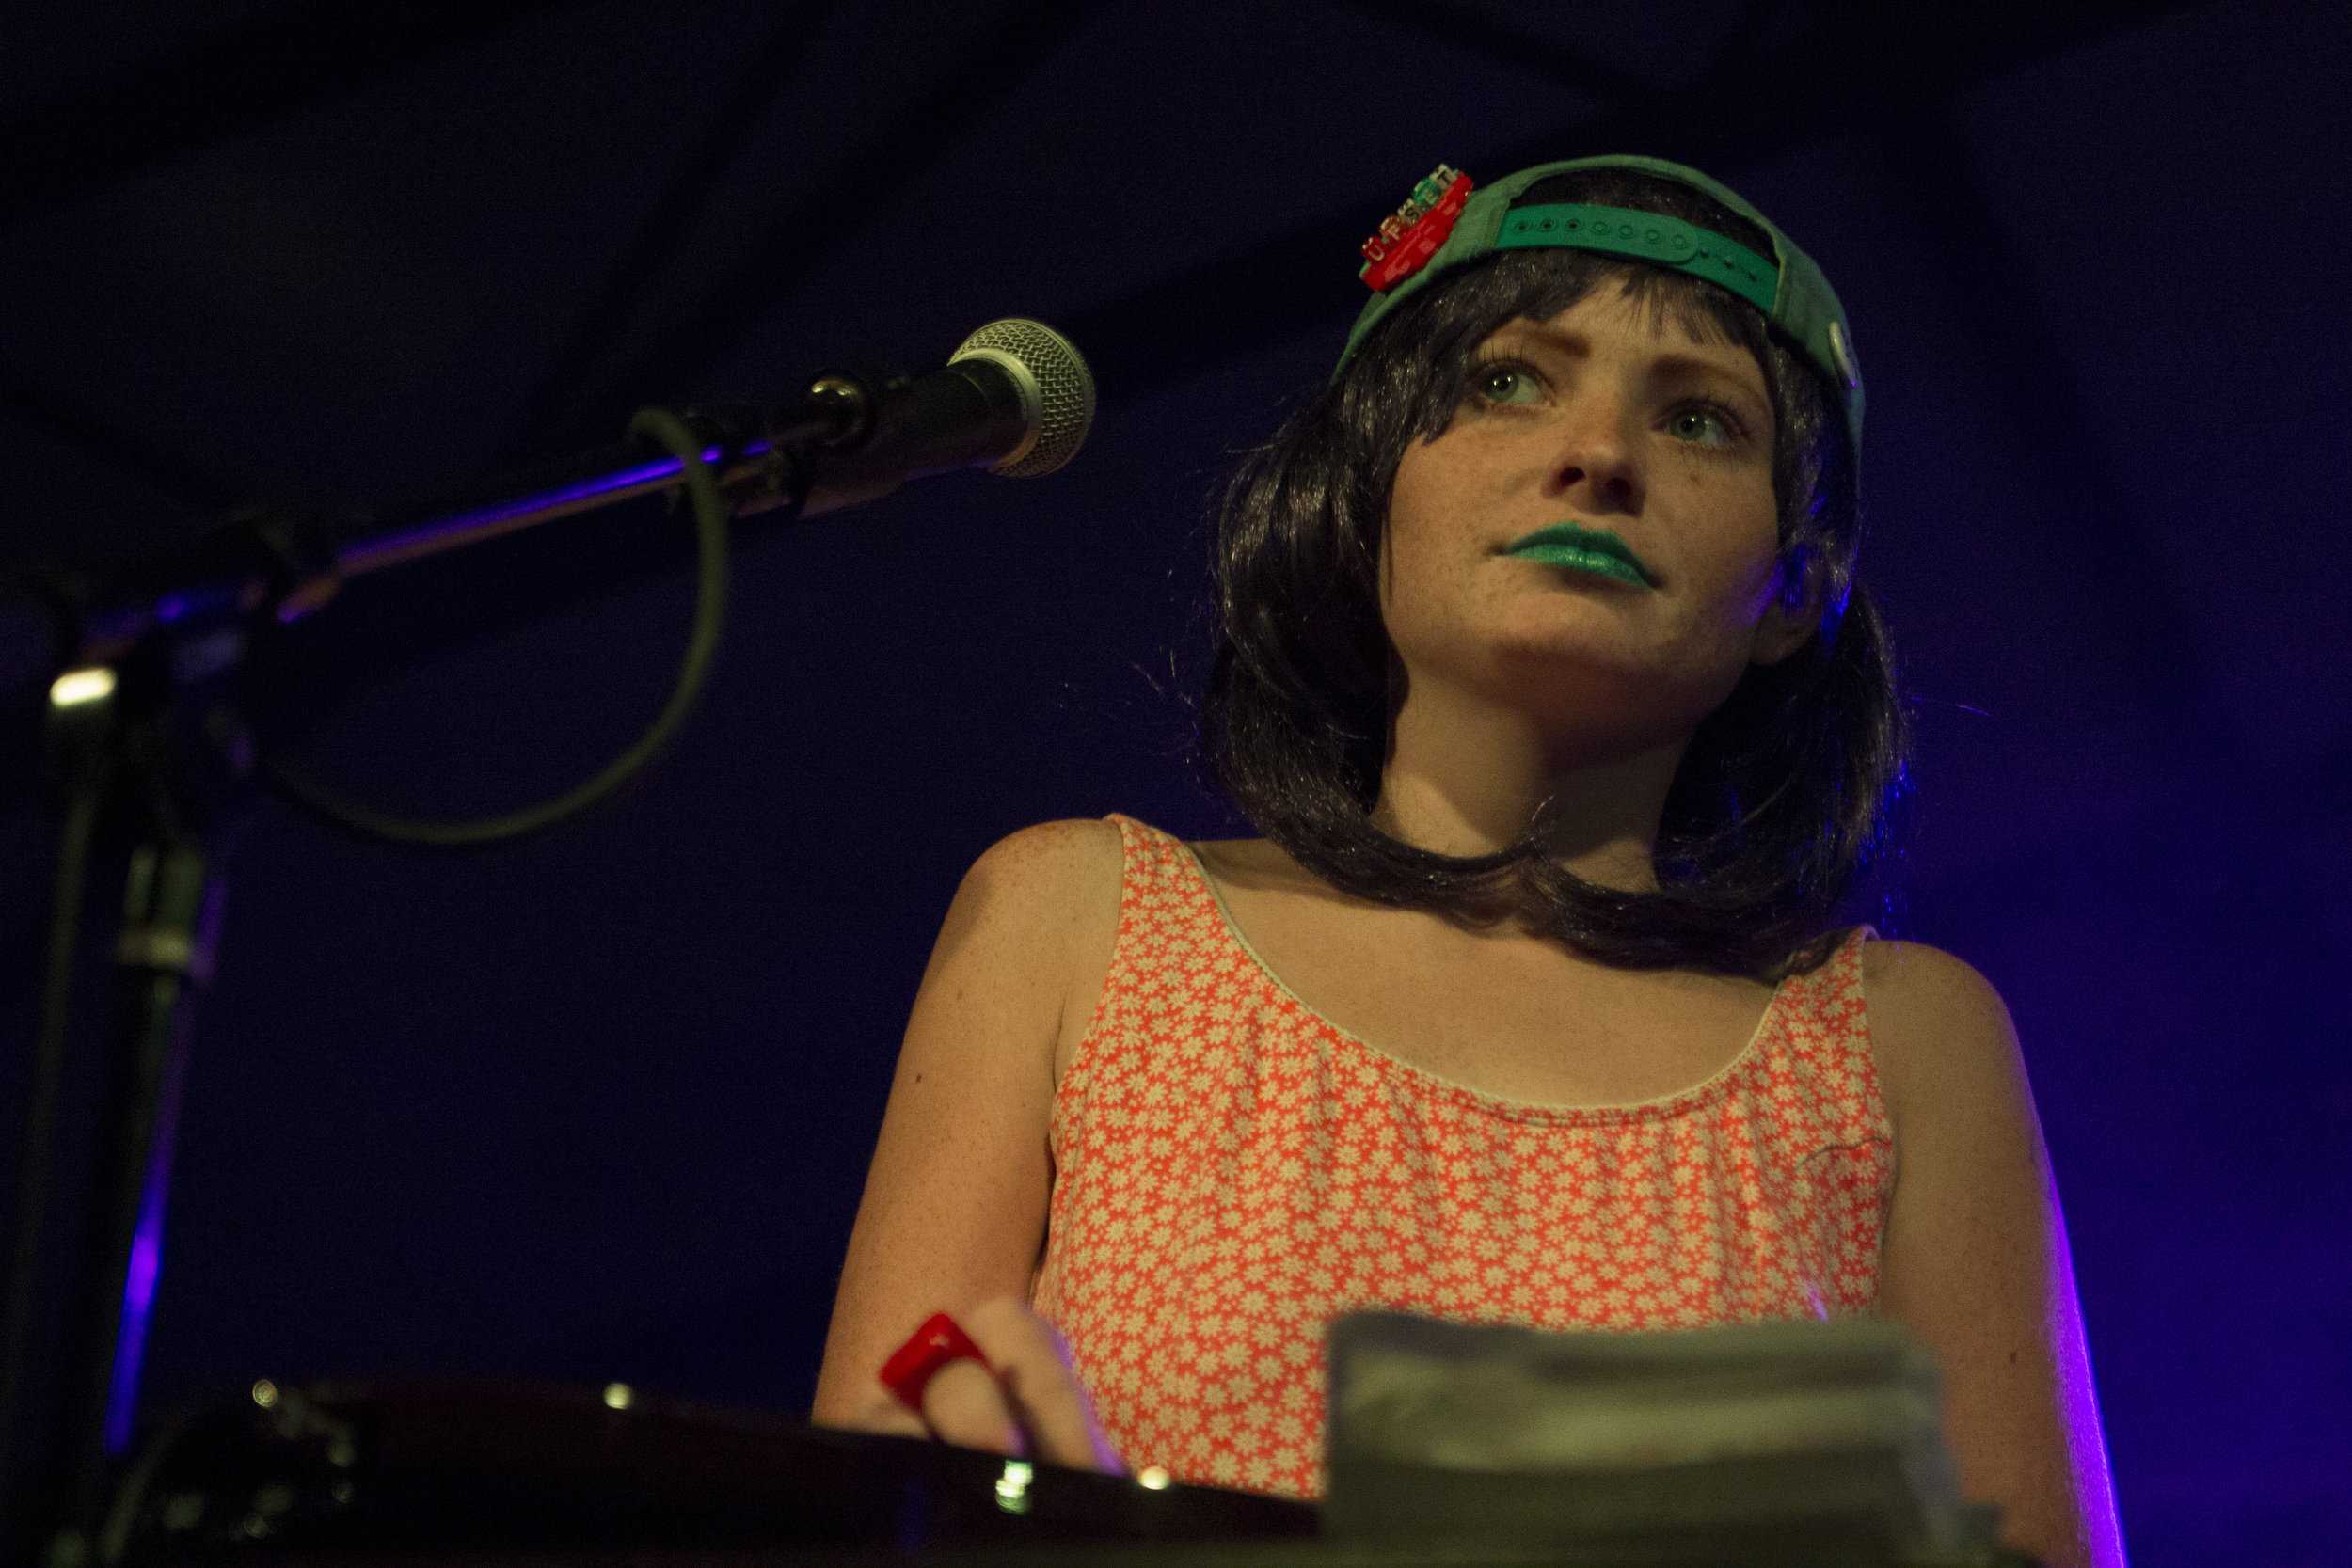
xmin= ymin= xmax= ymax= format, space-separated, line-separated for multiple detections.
xmin=1499 ymin=523 xmax=1658 ymax=589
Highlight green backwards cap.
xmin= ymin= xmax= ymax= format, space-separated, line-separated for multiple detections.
xmin=1339 ymin=155 xmax=1865 ymax=454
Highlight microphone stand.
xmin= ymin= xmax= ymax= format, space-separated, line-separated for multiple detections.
xmin=0 ymin=383 xmax=880 ymax=1566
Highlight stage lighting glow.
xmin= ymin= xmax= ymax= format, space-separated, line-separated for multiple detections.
xmin=50 ymin=667 xmax=116 ymax=708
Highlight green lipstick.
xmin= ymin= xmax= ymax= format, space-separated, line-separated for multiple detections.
xmin=1501 ymin=523 xmax=1657 ymax=588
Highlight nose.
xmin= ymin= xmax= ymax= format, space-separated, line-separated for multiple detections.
xmin=1543 ymin=388 xmax=1644 ymax=515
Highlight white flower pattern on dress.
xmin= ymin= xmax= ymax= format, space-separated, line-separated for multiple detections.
xmin=1031 ymin=816 xmax=1893 ymax=1500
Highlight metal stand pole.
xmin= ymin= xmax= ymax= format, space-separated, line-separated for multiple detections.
xmin=45 ymin=841 xmax=216 ymax=1567
xmin=0 ymin=634 xmax=238 ymax=1567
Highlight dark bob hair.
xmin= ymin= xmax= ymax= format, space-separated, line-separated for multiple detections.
xmin=1199 ymin=166 xmax=1907 ymax=980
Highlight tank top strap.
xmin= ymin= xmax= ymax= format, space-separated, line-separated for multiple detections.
xmin=1102 ymin=812 xmax=1198 ymax=904
xmin=1748 ymin=925 xmax=1892 ymax=1158
xmin=1054 ymin=815 xmax=1222 ymax=1116
xmin=1099 ymin=814 xmax=1230 ymax=966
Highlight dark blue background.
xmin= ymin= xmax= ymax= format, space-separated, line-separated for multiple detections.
xmin=2 ymin=3 xmax=2345 ymax=1562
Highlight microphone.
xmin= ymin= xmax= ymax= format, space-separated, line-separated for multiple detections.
xmin=781 ymin=318 xmax=1097 ymax=520
xmin=304 ymin=320 xmax=1096 ymax=594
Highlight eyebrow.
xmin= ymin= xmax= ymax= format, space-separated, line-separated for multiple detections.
xmin=1492 ymin=322 xmax=1770 ymax=409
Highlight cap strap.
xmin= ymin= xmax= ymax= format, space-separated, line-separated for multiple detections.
xmin=1496 ymin=203 xmax=1778 ymax=317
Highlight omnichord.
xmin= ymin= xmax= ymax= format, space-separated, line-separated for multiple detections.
xmin=102 ymin=1378 xmax=1314 ymax=1561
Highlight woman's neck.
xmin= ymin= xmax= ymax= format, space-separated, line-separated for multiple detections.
xmin=1370 ymin=681 xmax=1688 ymax=892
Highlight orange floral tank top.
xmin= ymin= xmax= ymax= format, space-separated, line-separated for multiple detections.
xmin=1031 ymin=815 xmax=1894 ymax=1499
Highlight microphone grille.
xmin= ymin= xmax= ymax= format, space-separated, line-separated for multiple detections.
xmin=951 ymin=318 xmax=1096 ymax=478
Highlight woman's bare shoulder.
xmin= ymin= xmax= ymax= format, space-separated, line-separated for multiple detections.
xmin=955 ymin=820 xmax=1127 ymax=1085
xmin=1860 ymin=939 xmax=2015 ymax=1034
xmin=914 ymin=821 xmax=1121 ymax=984
xmin=965 ymin=816 xmax=1123 ymax=890
xmin=1858 ymin=938 xmax=2027 ymax=1132
xmin=953 ymin=820 xmax=1124 ymax=963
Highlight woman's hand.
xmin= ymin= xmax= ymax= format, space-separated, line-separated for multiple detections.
xmin=827 ymin=1297 xmax=1123 ymax=1474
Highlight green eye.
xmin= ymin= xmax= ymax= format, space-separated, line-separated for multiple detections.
xmin=1471 ymin=362 xmax=1543 ymax=405
xmin=1668 ymin=402 xmax=1742 ymax=447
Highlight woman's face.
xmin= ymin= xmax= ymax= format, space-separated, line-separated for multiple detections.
xmin=1380 ymin=283 xmax=1811 ymax=753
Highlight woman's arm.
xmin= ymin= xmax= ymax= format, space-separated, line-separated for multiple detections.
xmin=809 ymin=818 xmax=1123 ymax=1465
xmin=1865 ymin=940 xmax=2127 ymax=1568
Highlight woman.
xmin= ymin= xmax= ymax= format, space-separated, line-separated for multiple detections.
xmin=810 ymin=155 xmax=2125 ymax=1568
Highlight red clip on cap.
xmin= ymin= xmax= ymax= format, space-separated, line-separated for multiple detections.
xmin=1359 ymin=165 xmax=1473 ymax=292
